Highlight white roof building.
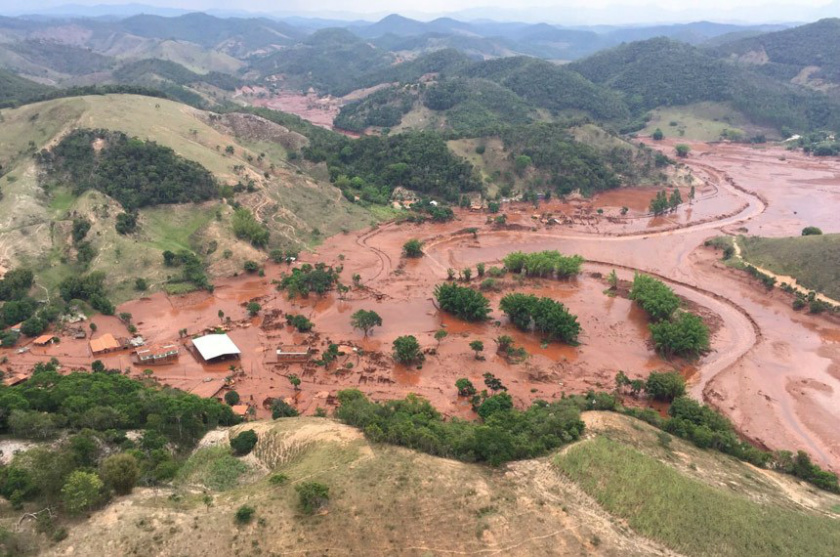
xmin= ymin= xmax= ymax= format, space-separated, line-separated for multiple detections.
xmin=192 ymin=333 xmax=241 ymax=362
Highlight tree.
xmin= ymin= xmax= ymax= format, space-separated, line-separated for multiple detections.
xmin=295 ymin=482 xmax=330 ymax=515
xmin=224 ymin=391 xmax=241 ymax=406
xmin=288 ymin=374 xmax=301 ymax=391
xmin=100 ymin=453 xmax=140 ymax=496
xmin=243 ymin=260 xmax=260 ymax=273
xmin=483 ymin=372 xmax=506 ymax=392
xmin=235 ymin=505 xmax=255 ymax=524
xmin=434 ymin=283 xmax=491 ymax=322
xmin=402 ymin=239 xmax=423 ymax=258
xmin=469 ymin=340 xmax=484 ymax=359
xmin=91 ymin=360 xmax=106 ymax=373
xmin=115 ymin=212 xmax=138 ymax=235
xmin=246 ymin=302 xmax=261 ymax=316
xmin=514 ymin=155 xmax=532 ymax=176
xmin=675 ymin=144 xmax=691 ymax=158
xmin=652 ymin=128 xmax=664 ymax=141
xmin=499 ymin=293 xmax=580 ymax=344
xmin=134 ymin=278 xmax=148 ymax=291
xmin=802 ymin=226 xmax=823 ymax=236
xmin=434 ymin=329 xmax=448 ymax=346
xmin=649 ymin=312 xmax=710 ymax=357
xmin=393 ymin=335 xmax=424 ymax=365
xmin=645 ymin=371 xmax=687 ymax=401
xmin=477 ymin=392 xmax=513 ymax=420
xmin=488 ymin=201 xmax=500 ymax=213
xmin=230 ymin=429 xmax=258 ymax=456
xmin=271 ymin=399 xmax=299 ymax=419
xmin=455 ymin=378 xmax=477 ymax=397
xmin=669 ymin=188 xmax=682 ymax=210
xmin=629 ymin=273 xmax=680 ymax=322
xmin=61 ymin=470 xmax=103 ymax=515
xmin=350 ymin=309 xmax=382 ymax=337
xmin=476 ymin=263 xmax=485 ymax=277
xmin=461 ymin=268 xmax=472 ymax=281
xmin=20 ymin=317 xmax=45 ymax=337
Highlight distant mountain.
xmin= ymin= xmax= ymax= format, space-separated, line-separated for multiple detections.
xmin=713 ymin=18 xmax=840 ymax=86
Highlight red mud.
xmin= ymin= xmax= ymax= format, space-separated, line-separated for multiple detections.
xmin=2 ymin=140 xmax=840 ymax=470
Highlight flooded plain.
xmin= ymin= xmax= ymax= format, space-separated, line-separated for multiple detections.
xmin=3 ymin=140 xmax=840 ymax=470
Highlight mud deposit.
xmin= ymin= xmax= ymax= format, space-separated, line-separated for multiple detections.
xmin=3 ymin=141 xmax=840 ymax=470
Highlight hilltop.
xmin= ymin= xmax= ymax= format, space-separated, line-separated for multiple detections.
xmin=14 ymin=412 xmax=840 ymax=557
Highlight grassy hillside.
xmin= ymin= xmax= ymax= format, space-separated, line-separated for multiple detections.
xmin=14 ymin=412 xmax=838 ymax=557
xmin=640 ymin=102 xmax=763 ymax=141
xmin=739 ymin=234 xmax=840 ymax=300
xmin=0 ymin=94 xmax=373 ymax=301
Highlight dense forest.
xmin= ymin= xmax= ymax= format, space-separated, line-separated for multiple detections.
xmin=0 ymin=68 xmax=50 ymax=108
xmin=39 ymin=129 xmax=219 ymax=210
xmin=113 ymin=59 xmax=241 ymax=91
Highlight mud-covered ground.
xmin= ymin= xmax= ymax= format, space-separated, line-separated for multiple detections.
xmin=2 ymin=140 xmax=839 ymax=470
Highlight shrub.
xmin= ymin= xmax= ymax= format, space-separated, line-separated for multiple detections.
xmin=271 ymin=399 xmax=299 ymax=419
xmin=246 ymin=301 xmax=261 ymax=316
xmin=134 ymin=278 xmax=148 ymax=291
xmin=235 ymin=505 xmax=255 ymax=524
xmin=286 ymin=314 xmax=313 ymax=332
xmin=269 ymin=473 xmax=288 ymax=485
xmin=455 ymin=378 xmax=477 ymax=397
xmin=100 ymin=453 xmax=140 ymax=495
xmin=243 ymin=260 xmax=260 ymax=273
xmin=230 ymin=430 xmax=258 ymax=456
xmin=402 ymin=239 xmax=423 ymax=258
xmin=295 ymin=481 xmax=330 ymax=515
xmin=61 ymin=470 xmax=103 ymax=515
xmin=801 ymin=226 xmax=823 ymax=236
xmin=434 ymin=283 xmax=491 ymax=322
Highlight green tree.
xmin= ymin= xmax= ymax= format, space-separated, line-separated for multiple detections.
xmin=288 ymin=374 xmax=301 ymax=391
xmin=295 ymin=482 xmax=330 ymax=515
xmin=402 ymin=239 xmax=423 ymax=258
xmin=246 ymin=302 xmax=261 ymax=316
xmin=675 ymin=144 xmax=691 ymax=158
xmin=271 ymin=399 xmax=299 ymax=419
xmin=393 ymin=335 xmax=424 ymax=365
xmin=434 ymin=329 xmax=448 ymax=346
xmin=645 ymin=371 xmax=687 ymax=401
xmin=455 ymin=378 xmax=477 ymax=397
xmin=350 ymin=309 xmax=382 ymax=337
xmin=243 ymin=260 xmax=260 ymax=273
xmin=61 ymin=470 xmax=103 ymax=515
xmin=802 ymin=226 xmax=823 ymax=236
xmin=235 ymin=505 xmax=255 ymax=524
xmin=629 ymin=273 xmax=680 ymax=322
xmin=469 ymin=340 xmax=484 ymax=359
xmin=434 ymin=283 xmax=491 ymax=322
xmin=230 ymin=430 xmax=258 ymax=456
xmin=224 ymin=391 xmax=240 ymax=406
xmin=652 ymin=128 xmax=664 ymax=141
xmin=650 ymin=312 xmax=710 ymax=357
xmin=483 ymin=372 xmax=506 ymax=392
xmin=100 ymin=453 xmax=140 ymax=496
xmin=134 ymin=278 xmax=148 ymax=291
xmin=514 ymin=154 xmax=532 ymax=176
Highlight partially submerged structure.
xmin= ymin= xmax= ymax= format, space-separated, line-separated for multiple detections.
xmin=276 ymin=344 xmax=312 ymax=363
xmin=90 ymin=333 xmax=123 ymax=355
xmin=192 ymin=333 xmax=241 ymax=363
xmin=135 ymin=343 xmax=179 ymax=366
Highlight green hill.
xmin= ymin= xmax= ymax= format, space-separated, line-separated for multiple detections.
xmin=713 ymin=18 xmax=840 ymax=86
xmin=570 ymin=37 xmax=840 ymax=132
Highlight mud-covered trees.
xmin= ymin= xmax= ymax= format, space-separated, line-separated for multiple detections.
xmin=279 ymin=263 xmax=340 ymax=299
xmin=499 ymin=293 xmax=581 ymax=344
xmin=629 ymin=273 xmax=680 ymax=322
xmin=434 ymin=283 xmax=491 ymax=322
xmin=644 ymin=371 xmax=686 ymax=401
xmin=455 ymin=378 xmax=477 ymax=397
xmin=650 ymin=312 xmax=710 ymax=357
xmin=350 ymin=309 xmax=382 ymax=336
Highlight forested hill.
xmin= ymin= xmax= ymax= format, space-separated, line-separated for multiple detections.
xmin=712 ymin=18 xmax=840 ymax=85
xmin=0 ymin=68 xmax=51 ymax=107
xmin=569 ymin=37 xmax=840 ymax=132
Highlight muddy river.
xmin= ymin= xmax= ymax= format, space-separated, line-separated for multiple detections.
xmin=3 ymin=140 xmax=840 ymax=470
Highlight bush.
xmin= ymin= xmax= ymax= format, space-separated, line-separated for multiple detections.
xmin=232 ymin=208 xmax=269 ymax=247
xmin=230 ymin=430 xmax=258 ymax=456
xmin=455 ymin=378 xmax=477 ymax=397
xmin=134 ymin=278 xmax=148 ymax=291
xmin=295 ymin=482 xmax=330 ymax=515
xmin=402 ymin=239 xmax=423 ymax=258
xmin=645 ymin=371 xmax=686 ymax=401
xmin=246 ymin=301 xmax=261 ymax=316
xmin=100 ymin=453 xmax=140 ymax=495
xmin=649 ymin=312 xmax=710 ymax=357
xmin=243 ymin=260 xmax=260 ymax=273
xmin=61 ymin=470 xmax=103 ymax=515
xmin=434 ymin=283 xmax=491 ymax=322
xmin=269 ymin=473 xmax=288 ymax=485
xmin=392 ymin=335 xmax=424 ymax=364
xmin=801 ymin=226 xmax=823 ymax=236
xmin=235 ymin=505 xmax=255 ymax=524
xmin=286 ymin=314 xmax=313 ymax=332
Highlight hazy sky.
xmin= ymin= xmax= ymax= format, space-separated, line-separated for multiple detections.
xmin=2 ymin=0 xmax=838 ymax=24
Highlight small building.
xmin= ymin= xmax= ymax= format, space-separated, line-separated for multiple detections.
xmin=33 ymin=335 xmax=57 ymax=346
xmin=276 ymin=345 xmax=311 ymax=363
xmin=135 ymin=343 xmax=179 ymax=366
xmin=230 ymin=404 xmax=250 ymax=419
xmin=90 ymin=333 xmax=123 ymax=355
xmin=9 ymin=323 xmax=23 ymax=334
xmin=192 ymin=333 xmax=241 ymax=363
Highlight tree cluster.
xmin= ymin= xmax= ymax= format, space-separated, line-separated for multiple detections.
xmin=502 ymin=250 xmax=584 ymax=278
xmin=434 ymin=283 xmax=491 ymax=322
xmin=278 ymin=263 xmax=340 ymax=299
xmin=499 ymin=293 xmax=581 ymax=344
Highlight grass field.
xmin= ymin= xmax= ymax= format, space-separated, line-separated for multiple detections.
xmin=739 ymin=234 xmax=840 ymax=300
xmin=556 ymin=435 xmax=840 ymax=557
xmin=641 ymin=102 xmax=762 ymax=142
